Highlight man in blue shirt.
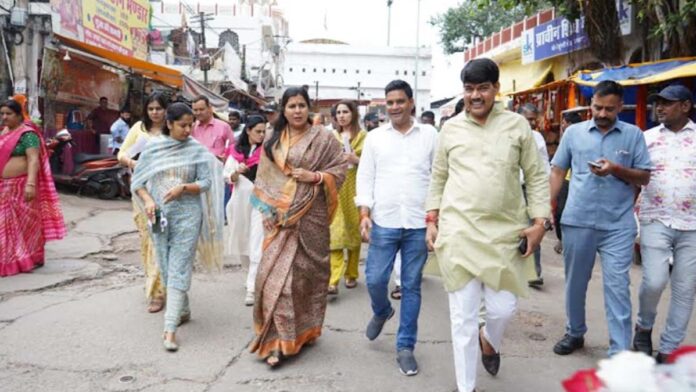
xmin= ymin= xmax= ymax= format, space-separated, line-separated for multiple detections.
xmin=549 ymin=80 xmax=652 ymax=356
xmin=109 ymin=107 xmax=132 ymax=156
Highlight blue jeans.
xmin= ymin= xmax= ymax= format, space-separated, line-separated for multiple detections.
xmin=561 ymin=224 xmax=636 ymax=355
xmin=365 ymin=223 xmax=428 ymax=351
xmin=637 ymin=221 xmax=696 ymax=354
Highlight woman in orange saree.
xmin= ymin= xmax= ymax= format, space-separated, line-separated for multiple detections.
xmin=250 ymin=87 xmax=347 ymax=367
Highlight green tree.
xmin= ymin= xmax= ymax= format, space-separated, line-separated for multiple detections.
xmin=430 ymin=1 xmax=546 ymax=54
xmin=473 ymin=0 xmax=696 ymax=61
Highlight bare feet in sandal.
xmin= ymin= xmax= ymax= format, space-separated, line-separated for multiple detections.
xmin=266 ymin=353 xmax=281 ymax=367
xmin=327 ymin=285 xmax=339 ymax=296
xmin=390 ymin=285 xmax=402 ymax=300
xmin=148 ymin=296 xmax=165 ymax=313
xmin=345 ymin=278 xmax=357 ymax=289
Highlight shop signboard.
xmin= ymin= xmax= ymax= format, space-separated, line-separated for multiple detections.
xmin=521 ymin=0 xmax=632 ymax=65
xmin=50 ymin=0 xmax=150 ymax=60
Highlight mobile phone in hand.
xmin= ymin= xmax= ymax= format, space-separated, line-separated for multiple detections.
xmin=518 ymin=237 xmax=528 ymax=254
xmin=588 ymin=160 xmax=602 ymax=169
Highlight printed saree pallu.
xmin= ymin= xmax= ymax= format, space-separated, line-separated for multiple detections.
xmin=250 ymin=126 xmax=347 ymax=359
xmin=0 ymin=126 xmax=66 ymax=276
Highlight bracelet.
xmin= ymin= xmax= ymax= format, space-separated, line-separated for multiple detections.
xmin=425 ymin=214 xmax=438 ymax=224
xmin=317 ymin=172 xmax=324 ymax=185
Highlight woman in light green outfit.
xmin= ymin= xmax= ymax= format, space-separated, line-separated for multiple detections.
xmin=328 ymin=100 xmax=366 ymax=295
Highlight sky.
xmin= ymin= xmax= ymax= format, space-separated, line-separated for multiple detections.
xmin=275 ymin=0 xmax=465 ymax=100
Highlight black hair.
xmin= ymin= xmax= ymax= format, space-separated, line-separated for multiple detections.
xmin=594 ymin=80 xmax=624 ymax=99
xmin=330 ymin=104 xmax=338 ymax=120
xmin=192 ymin=95 xmax=210 ymax=106
xmin=264 ymin=87 xmax=312 ymax=162
xmin=162 ymin=102 xmax=193 ymax=136
xmin=99 ymin=97 xmax=108 ymax=101
xmin=1 ymin=99 xmax=23 ymax=116
xmin=236 ymin=115 xmax=266 ymax=156
xmin=143 ymin=92 xmax=169 ymax=131
xmin=454 ymin=98 xmax=465 ymax=115
xmin=518 ymin=103 xmax=540 ymax=115
xmin=461 ymin=58 xmax=499 ymax=85
xmin=229 ymin=110 xmax=241 ymax=119
xmin=562 ymin=111 xmax=583 ymax=124
xmin=120 ymin=106 xmax=131 ymax=114
xmin=421 ymin=110 xmax=435 ymax=120
xmin=385 ymin=79 xmax=413 ymax=99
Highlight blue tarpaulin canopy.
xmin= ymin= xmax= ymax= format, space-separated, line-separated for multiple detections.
xmin=573 ymin=57 xmax=696 ymax=86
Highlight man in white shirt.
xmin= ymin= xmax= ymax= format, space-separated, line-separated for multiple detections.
xmin=634 ymin=84 xmax=696 ymax=363
xmin=518 ymin=103 xmax=551 ymax=287
xmin=356 ymin=80 xmax=438 ymax=377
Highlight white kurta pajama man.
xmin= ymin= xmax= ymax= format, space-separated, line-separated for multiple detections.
xmin=426 ymin=104 xmax=550 ymax=392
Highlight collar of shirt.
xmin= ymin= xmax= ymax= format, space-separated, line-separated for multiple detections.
xmin=461 ymin=102 xmax=506 ymax=126
xmin=587 ymin=118 xmax=623 ymax=134
xmin=657 ymin=119 xmax=696 ymax=133
xmin=385 ymin=118 xmax=419 ymax=135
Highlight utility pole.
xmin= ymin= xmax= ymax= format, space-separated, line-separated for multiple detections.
xmin=387 ymin=0 xmax=393 ymax=46
xmin=356 ymin=82 xmax=361 ymax=101
xmin=199 ymin=12 xmax=207 ymax=84
xmin=414 ymin=0 xmax=421 ymax=115
xmin=314 ymin=80 xmax=319 ymax=108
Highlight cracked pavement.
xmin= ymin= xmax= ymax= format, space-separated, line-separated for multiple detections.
xmin=1 ymin=193 xmax=694 ymax=392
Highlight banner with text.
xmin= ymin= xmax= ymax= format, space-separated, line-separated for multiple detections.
xmin=50 ymin=0 xmax=150 ymax=60
xmin=521 ymin=0 xmax=632 ymax=65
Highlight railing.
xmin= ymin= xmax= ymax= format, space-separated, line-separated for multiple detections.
xmin=463 ymin=8 xmax=555 ymax=62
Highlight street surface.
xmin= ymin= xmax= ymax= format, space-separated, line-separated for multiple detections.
xmin=1 ymin=193 xmax=693 ymax=392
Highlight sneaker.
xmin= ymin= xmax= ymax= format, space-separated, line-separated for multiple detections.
xmin=366 ymin=307 xmax=395 ymax=341
xmin=244 ymin=291 xmax=255 ymax=307
xmin=633 ymin=326 xmax=653 ymax=356
xmin=397 ymin=349 xmax=419 ymax=376
xmin=553 ymin=334 xmax=584 ymax=355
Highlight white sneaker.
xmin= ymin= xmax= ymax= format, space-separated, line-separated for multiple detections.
xmin=244 ymin=291 xmax=255 ymax=306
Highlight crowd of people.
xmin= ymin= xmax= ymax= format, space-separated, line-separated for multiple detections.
xmin=1 ymin=57 xmax=695 ymax=392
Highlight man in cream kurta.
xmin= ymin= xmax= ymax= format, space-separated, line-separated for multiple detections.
xmin=425 ymin=59 xmax=550 ymax=392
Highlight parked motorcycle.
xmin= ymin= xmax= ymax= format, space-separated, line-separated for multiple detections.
xmin=47 ymin=130 xmax=130 ymax=199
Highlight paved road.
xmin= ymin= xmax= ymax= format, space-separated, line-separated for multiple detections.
xmin=1 ymin=194 xmax=693 ymax=392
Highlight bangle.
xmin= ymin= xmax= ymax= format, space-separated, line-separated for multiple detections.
xmin=425 ymin=214 xmax=438 ymax=224
xmin=317 ymin=172 xmax=324 ymax=185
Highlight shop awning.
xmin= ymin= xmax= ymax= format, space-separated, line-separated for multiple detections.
xmin=572 ymin=57 xmax=696 ymax=87
xmin=500 ymin=64 xmax=554 ymax=96
xmin=56 ymin=35 xmax=183 ymax=88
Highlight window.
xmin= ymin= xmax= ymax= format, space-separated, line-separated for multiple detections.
xmin=289 ymin=67 xmax=293 ymax=72
xmin=395 ymin=70 xmax=399 ymax=75
xmin=356 ymin=69 xmax=360 ymax=74
xmin=403 ymin=70 xmax=408 ymax=75
xmin=412 ymin=71 xmax=416 ymax=76
xmin=367 ymin=70 xmax=372 ymax=74
xmin=323 ymin=68 xmax=326 ymax=73
xmin=344 ymin=69 xmax=347 ymax=74
xmin=313 ymin=68 xmax=317 ymax=73
xmin=332 ymin=69 xmax=336 ymax=73
xmin=302 ymin=68 xmax=306 ymax=72
xmin=422 ymin=71 xmax=426 ymax=76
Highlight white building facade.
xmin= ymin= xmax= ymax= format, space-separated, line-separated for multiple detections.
xmin=150 ymin=0 xmax=289 ymax=96
xmin=284 ymin=40 xmax=432 ymax=114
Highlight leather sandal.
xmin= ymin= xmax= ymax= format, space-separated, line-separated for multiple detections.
xmin=345 ymin=278 xmax=357 ymax=289
xmin=390 ymin=285 xmax=402 ymax=300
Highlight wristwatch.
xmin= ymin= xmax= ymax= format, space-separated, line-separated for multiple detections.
xmin=543 ymin=219 xmax=553 ymax=231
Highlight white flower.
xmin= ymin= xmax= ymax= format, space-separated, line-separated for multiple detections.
xmin=596 ymin=351 xmax=658 ymax=392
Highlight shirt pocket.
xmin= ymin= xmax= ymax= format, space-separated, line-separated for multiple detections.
xmin=492 ymin=134 xmax=521 ymax=169
xmin=612 ymin=146 xmax=633 ymax=167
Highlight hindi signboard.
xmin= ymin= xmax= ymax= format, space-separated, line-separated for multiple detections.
xmin=521 ymin=0 xmax=632 ymax=65
xmin=50 ymin=0 xmax=150 ymax=60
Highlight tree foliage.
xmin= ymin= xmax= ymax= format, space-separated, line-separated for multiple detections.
xmin=430 ymin=1 xmax=545 ymax=54
xmin=472 ymin=0 xmax=696 ymax=60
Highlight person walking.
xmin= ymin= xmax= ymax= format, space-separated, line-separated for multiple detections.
xmin=223 ymin=115 xmax=266 ymax=306
xmin=553 ymin=111 xmax=583 ymax=254
xmin=426 ymin=59 xmax=550 ymax=392
xmin=328 ymin=100 xmax=366 ymax=295
xmin=249 ymin=87 xmax=347 ymax=367
xmin=110 ymin=107 xmax=132 ymax=156
xmin=550 ymin=80 xmax=652 ymax=356
xmin=633 ymin=85 xmax=696 ymax=363
xmin=356 ymin=80 xmax=438 ymax=376
xmin=517 ymin=103 xmax=551 ymax=287
xmin=118 ymin=93 xmax=168 ymax=313
xmin=131 ymin=102 xmax=223 ymax=352
xmin=0 ymin=99 xmax=66 ymax=276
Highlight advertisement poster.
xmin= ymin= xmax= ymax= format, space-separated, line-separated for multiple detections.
xmin=50 ymin=0 xmax=150 ymax=60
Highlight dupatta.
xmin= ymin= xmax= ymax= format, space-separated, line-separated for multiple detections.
xmin=251 ymin=126 xmax=347 ymax=248
xmin=130 ymin=136 xmax=224 ymax=270
xmin=0 ymin=125 xmax=66 ymax=240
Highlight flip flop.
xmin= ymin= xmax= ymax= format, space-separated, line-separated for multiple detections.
xmin=345 ymin=279 xmax=357 ymax=289
xmin=148 ymin=296 xmax=166 ymax=313
xmin=390 ymin=285 xmax=401 ymax=300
